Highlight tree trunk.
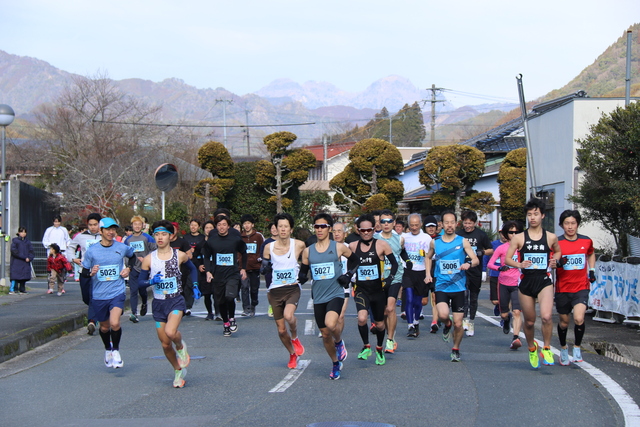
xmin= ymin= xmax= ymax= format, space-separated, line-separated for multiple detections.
xmin=274 ymin=155 xmax=283 ymax=213
xmin=371 ymin=165 xmax=378 ymax=194
xmin=455 ymin=189 xmax=462 ymax=219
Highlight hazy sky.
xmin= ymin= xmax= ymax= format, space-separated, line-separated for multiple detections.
xmin=1 ymin=1 xmax=638 ymax=107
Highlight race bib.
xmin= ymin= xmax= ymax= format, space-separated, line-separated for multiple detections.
xmin=408 ymin=251 xmax=424 ymax=264
xmin=523 ymin=253 xmax=547 ymax=269
xmin=273 ymin=268 xmax=296 ymax=285
xmin=564 ymin=254 xmax=586 ymax=270
xmin=439 ymin=259 xmax=460 ymax=275
xmin=311 ymin=262 xmax=335 ymax=280
xmin=154 ymin=276 xmax=178 ymax=295
xmin=216 ymin=253 xmax=234 ymax=266
xmin=97 ymin=264 xmax=119 ymax=281
xmin=129 ymin=240 xmax=145 ymax=253
xmin=246 ymin=243 xmax=257 ymax=254
xmin=357 ymin=265 xmax=379 ymax=281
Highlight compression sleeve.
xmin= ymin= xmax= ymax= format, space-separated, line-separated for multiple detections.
xmin=139 ymin=269 xmax=151 ymax=286
xmin=184 ymin=259 xmax=198 ymax=283
xmin=388 ymin=253 xmax=399 ymax=278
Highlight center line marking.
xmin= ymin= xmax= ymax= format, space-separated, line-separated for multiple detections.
xmin=304 ymin=319 xmax=315 ymax=335
xmin=269 ymin=359 xmax=311 ymax=392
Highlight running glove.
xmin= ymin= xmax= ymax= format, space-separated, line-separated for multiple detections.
xmin=193 ymin=282 xmax=202 ymax=299
xmin=589 ymin=269 xmax=597 ymax=283
xmin=149 ymin=272 xmax=163 ymax=284
xmin=556 ymin=256 xmax=569 ymax=267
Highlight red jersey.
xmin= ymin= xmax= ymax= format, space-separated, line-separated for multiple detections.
xmin=555 ymin=234 xmax=594 ymax=293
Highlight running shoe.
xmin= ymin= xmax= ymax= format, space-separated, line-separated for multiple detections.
xmin=335 ymin=340 xmax=348 ymax=362
xmin=140 ymin=303 xmax=147 ymax=317
xmin=375 ymin=347 xmax=386 ymax=365
xmin=104 ymin=350 xmax=113 ymax=368
xmin=462 ymin=319 xmax=469 ymax=331
xmin=240 ymin=310 xmax=251 ymax=317
xmin=111 ymin=350 xmax=123 ymax=368
xmin=442 ymin=322 xmax=452 ymax=342
xmin=267 ymin=305 xmax=274 ymax=317
xmin=385 ymin=339 xmax=395 ymax=354
xmin=407 ymin=325 xmax=417 ymax=338
xmin=214 ymin=315 xmax=223 ymax=321
xmin=400 ymin=312 xmax=406 ymax=320
xmin=57 ymin=292 xmax=62 ymax=296
xmin=493 ymin=305 xmax=500 ymax=316
xmin=173 ymin=368 xmax=187 ymax=388
xmin=357 ymin=345 xmax=371 ymax=360
xmin=451 ymin=349 xmax=461 ymax=362
xmin=540 ymin=347 xmax=554 ymax=366
xmin=370 ymin=323 xmax=377 ymax=334
xmin=292 ymin=337 xmax=305 ymax=356
xmin=573 ymin=347 xmax=583 ymax=362
xmin=229 ymin=319 xmax=238 ymax=333
xmin=502 ymin=316 xmax=510 ymax=334
xmin=466 ymin=321 xmax=475 ymax=337
xmin=510 ymin=338 xmax=522 ymax=350
xmin=396 ymin=298 xmax=402 ymax=307
xmin=47 ymin=289 xmax=53 ymax=294
xmin=529 ymin=342 xmax=540 ymax=369
xmin=414 ymin=324 xmax=420 ymax=337
xmin=560 ymin=348 xmax=570 ymax=366
xmin=329 ymin=362 xmax=343 ymax=380
xmin=419 ymin=313 xmax=424 ymax=320
xmin=87 ymin=322 xmax=96 ymax=336
xmin=176 ymin=340 xmax=190 ymax=369
xmin=430 ymin=322 xmax=439 ymax=334
xmin=223 ymin=326 xmax=231 ymax=337
xmin=205 ymin=313 xmax=214 ymax=321
xmin=185 ymin=309 xmax=192 ymax=316
xmin=288 ymin=353 xmax=299 ymax=369
xmin=129 ymin=314 xmax=139 ymax=323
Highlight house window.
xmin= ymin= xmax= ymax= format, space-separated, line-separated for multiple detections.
xmin=308 ymin=164 xmax=323 ymax=181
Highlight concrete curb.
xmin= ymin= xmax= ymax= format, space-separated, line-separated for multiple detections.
xmin=0 ymin=309 xmax=87 ymax=363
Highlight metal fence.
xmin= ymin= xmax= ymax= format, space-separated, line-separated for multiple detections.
xmin=629 ymin=234 xmax=640 ymax=257
xmin=30 ymin=242 xmax=49 ymax=276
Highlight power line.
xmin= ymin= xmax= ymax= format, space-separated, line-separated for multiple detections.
xmin=91 ymin=119 xmax=316 ymax=128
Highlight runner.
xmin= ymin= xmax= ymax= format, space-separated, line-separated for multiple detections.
xmin=424 ymin=215 xmax=441 ymax=333
xmin=425 ymin=211 xmax=479 ymax=362
xmin=554 ymin=209 xmax=596 ymax=365
xmin=332 ymin=221 xmax=351 ymax=337
xmin=197 ymin=220 xmax=217 ymax=320
xmin=402 ymin=213 xmax=431 ymax=338
xmin=299 ymin=213 xmax=356 ymax=379
xmin=139 ymin=220 xmax=199 ymax=388
xmin=261 ymin=213 xmax=306 ymax=368
xmin=169 ymin=222 xmax=194 ymax=315
xmin=505 ymin=199 xmax=562 ymax=369
xmin=123 ymin=215 xmax=156 ymax=323
xmin=349 ymin=214 xmax=397 ymax=366
xmin=68 ymin=213 xmax=102 ymax=334
xmin=183 ymin=219 xmax=206 ymax=317
xmin=374 ymin=209 xmax=407 ymax=353
xmin=260 ymin=222 xmax=279 ymax=318
xmin=487 ymin=221 xmax=524 ymax=349
xmin=456 ymin=210 xmax=493 ymax=337
xmin=203 ymin=215 xmax=248 ymax=337
xmin=240 ymin=214 xmax=264 ymax=317
xmin=81 ymin=218 xmax=136 ymax=369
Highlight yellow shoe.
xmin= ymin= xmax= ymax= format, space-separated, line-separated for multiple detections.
xmin=529 ymin=342 xmax=540 ymax=369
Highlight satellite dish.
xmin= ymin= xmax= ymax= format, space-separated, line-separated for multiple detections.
xmin=154 ymin=163 xmax=178 ymax=192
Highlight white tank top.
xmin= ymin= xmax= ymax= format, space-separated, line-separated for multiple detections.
xmin=150 ymin=249 xmax=182 ymax=299
xmin=269 ymin=239 xmax=299 ymax=289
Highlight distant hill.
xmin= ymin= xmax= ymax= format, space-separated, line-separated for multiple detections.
xmin=544 ymin=23 xmax=640 ymax=100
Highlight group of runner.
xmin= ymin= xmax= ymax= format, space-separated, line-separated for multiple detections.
xmin=75 ymin=198 xmax=596 ymax=387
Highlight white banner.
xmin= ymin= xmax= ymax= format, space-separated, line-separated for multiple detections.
xmin=589 ymin=260 xmax=640 ymax=317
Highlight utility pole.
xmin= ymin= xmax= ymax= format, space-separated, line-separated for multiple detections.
xmin=244 ymin=109 xmax=252 ymax=156
xmin=424 ymin=84 xmax=445 ymax=148
xmin=215 ymin=99 xmax=233 ymax=149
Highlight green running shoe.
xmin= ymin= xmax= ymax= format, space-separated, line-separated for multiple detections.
xmin=375 ymin=347 xmax=386 ymax=365
xmin=358 ymin=346 xmax=371 ymax=360
xmin=529 ymin=342 xmax=540 ymax=369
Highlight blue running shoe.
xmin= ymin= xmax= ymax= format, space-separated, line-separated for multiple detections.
xmin=335 ymin=340 xmax=348 ymax=362
xmin=330 ymin=361 xmax=343 ymax=380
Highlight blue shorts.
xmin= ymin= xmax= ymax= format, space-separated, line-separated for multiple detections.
xmin=152 ymin=295 xmax=186 ymax=323
xmin=91 ymin=293 xmax=126 ymax=322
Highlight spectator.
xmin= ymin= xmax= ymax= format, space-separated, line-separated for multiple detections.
xmin=10 ymin=226 xmax=35 ymax=294
xmin=42 ymin=215 xmax=71 ymax=253
xmin=47 ymin=243 xmax=72 ymax=296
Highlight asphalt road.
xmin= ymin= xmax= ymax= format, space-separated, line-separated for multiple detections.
xmin=2 ymin=287 xmax=640 ymax=427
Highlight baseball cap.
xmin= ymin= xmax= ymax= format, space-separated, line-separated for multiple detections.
xmin=99 ymin=217 xmax=119 ymax=229
xmin=424 ymin=215 xmax=437 ymax=227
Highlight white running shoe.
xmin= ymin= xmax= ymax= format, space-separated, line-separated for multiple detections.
xmin=173 ymin=368 xmax=187 ymax=388
xmin=466 ymin=321 xmax=475 ymax=337
xmin=462 ymin=319 xmax=469 ymax=331
xmin=104 ymin=350 xmax=113 ymax=368
xmin=111 ymin=350 xmax=124 ymax=368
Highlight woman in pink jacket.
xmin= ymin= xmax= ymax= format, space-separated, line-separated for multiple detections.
xmin=487 ymin=221 xmax=524 ymax=350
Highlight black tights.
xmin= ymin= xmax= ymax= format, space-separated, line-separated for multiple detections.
xmin=217 ymin=297 xmax=236 ymax=323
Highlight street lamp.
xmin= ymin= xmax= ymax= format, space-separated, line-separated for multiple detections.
xmin=0 ymin=104 xmax=15 ymax=286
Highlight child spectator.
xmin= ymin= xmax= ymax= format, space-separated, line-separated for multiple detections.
xmin=47 ymin=243 xmax=72 ymax=296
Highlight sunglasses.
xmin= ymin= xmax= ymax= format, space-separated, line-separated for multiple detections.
xmin=380 ymin=219 xmax=394 ymax=224
xmin=313 ymin=223 xmax=330 ymax=230
xmin=359 ymin=228 xmax=374 ymax=233
xmin=507 ymin=231 xmax=518 ymax=234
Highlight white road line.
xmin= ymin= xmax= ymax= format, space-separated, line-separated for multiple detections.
xmin=304 ymin=319 xmax=315 ymax=335
xmin=269 ymin=359 xmax=311 ymax=393
xmin=307 ymin=298 xmax=314 ymax=310
xmin=476 ymin=311 xmax=640 ymax=425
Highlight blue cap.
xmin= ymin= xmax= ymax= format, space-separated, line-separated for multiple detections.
xmin=99 ymin=217 xmax=119 ymax=229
